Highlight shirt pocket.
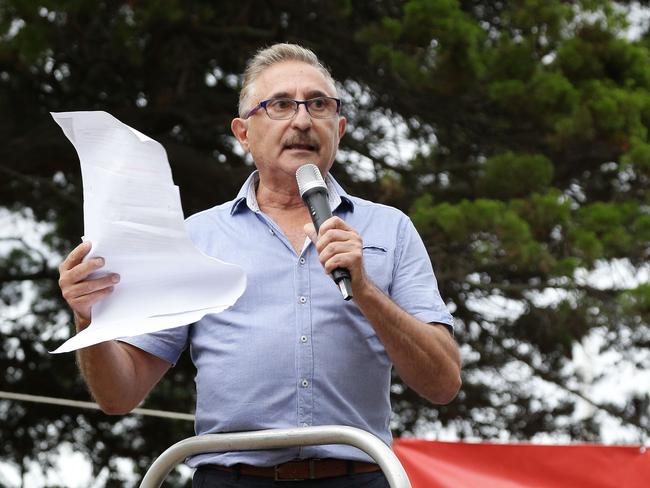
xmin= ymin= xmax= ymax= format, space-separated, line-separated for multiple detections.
xmin=362 ymin=244 xmax=392 ymax=294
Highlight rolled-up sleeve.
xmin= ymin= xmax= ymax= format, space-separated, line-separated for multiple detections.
xmin=390 ymin=217 xmax=454 ymax=331
xmin=119 ymin=324 xmax=189 ymax=366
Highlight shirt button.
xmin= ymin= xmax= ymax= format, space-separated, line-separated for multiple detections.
xmin=298 ymin=296 xmax=307 ymax=304
xmin=301 ymin=379 xmax=309 ymax=388
xmin=300 ymin=335 xmax=308 ymax=343
xmin=268 ymin=228 xmax=275 ymax=235
xmin=299 ymin=257 xmax=306 ymax=265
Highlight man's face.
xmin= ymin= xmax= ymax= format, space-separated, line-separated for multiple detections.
xmin=231 ymin=60 xmax=346 ymax=182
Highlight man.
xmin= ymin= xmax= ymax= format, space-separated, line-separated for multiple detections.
xmin=58 ymin=43 xmax=461 ymax=487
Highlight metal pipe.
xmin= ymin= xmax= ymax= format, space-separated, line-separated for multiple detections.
xmin=139 ymin=425 xmax=412 ymax=488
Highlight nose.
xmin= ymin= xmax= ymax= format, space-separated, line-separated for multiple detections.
xmin=291 ymin=103 xmax=312 ymax=131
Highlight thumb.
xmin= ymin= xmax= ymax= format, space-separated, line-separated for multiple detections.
xmin=303 ymin=223 xmax=318 ymax=243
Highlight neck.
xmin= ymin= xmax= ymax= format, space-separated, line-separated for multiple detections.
xmin=256 ymin=177 xmax=306 ymax=213
xmin=255 ymin=176 xmax=313 ymax=255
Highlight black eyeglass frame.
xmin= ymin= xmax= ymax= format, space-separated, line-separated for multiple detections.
xmin=244 ymin=96 xmax=342 ymax=120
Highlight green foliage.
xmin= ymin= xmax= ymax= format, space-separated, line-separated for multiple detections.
xmin=480 ymin=152 xmax=554 ymax=199
xmin=412 ymin=195 xmax=555 ymax=274
xmin=358 ymin=0 xmax=485 ymax=91
xmin=574 ymin=201 xmax=646 ymax=259
xmin=622 ymin=139 xmax=650 ymax=176
xmin=619 ymin=284 xmax=650 ymax=315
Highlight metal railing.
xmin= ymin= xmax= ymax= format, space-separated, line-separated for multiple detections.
xmin=139 ymin=425 xmax=412 ymax=488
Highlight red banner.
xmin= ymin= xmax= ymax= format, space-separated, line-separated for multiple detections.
xmin=393 ymin=439 xmax=650 ymax=488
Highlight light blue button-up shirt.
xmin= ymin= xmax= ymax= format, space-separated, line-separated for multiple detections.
xmin=122 ymin=171 xmax=453 ymax=468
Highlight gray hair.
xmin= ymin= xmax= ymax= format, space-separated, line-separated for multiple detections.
xmin=238 ymin=43 xmax=336 ymax=118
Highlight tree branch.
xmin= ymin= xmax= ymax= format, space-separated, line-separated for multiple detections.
xmin=0 ymin=164 xmax=78 ymax=205
xmin=503 ymin=344 xmax=650 ymax=440
xmin=0 ymin=270 xmax=58 ymax=284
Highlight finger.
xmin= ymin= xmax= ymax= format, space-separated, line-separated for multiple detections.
xmin=317 ymin=216 xmax=352 ymax=236
xmin=66 ymin=257 xmax=109 ymax=285
xmin=322 ymin=249 xmax=362 ymax=275
xmin=315 ymin=228 xmax=359 ymax=254
xmin=62 ymin=274 xmax=120 ymax=302
xmin=59 ymin=256 xmax=107 ymax=290
xmin=303 ymin=223 xmax=318 ymax=244
xmin=59 ymin=241 xmax=92 ymax=273
xmin=318 ymin=240 xmax=358 ymax=266
xmin=68 ymin=285 xmax=115 ymax=312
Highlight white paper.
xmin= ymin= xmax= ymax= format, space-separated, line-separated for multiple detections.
xmin=50 ymin=111 xmax=246 ymax=353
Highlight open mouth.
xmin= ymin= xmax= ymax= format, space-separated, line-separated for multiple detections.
xmin=284 ymin=143 xmax=318 ymax=152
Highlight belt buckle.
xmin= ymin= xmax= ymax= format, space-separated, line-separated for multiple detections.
xmin=274 ymin=459 xmax=316 ymax=481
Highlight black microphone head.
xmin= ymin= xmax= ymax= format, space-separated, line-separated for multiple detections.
xmin=296 ymin=163 xmax=327 ymax=198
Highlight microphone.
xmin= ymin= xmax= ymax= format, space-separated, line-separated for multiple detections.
xmin=296 ymin=163 xmax=353 ymax=301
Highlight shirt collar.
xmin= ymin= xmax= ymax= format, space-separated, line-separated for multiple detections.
xmin=230 ymin=170 xmax=354 ymax=215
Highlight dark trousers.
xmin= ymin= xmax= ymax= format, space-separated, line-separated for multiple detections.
xmin=192 ymin=467 xmax=390 ymax=488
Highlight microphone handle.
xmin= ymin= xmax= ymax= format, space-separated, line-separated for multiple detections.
xmin=305 ymin=187 xmax=333 ymax=231
xmin=303 ymin=187 xmax=353 ymax=300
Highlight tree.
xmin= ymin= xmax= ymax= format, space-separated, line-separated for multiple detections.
xmin=357 ymin=0 xmax=650 ymax=440
xmin=0 ymin=0 xmax=648 ymax=485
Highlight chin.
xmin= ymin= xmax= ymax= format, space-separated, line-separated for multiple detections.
xmin=286 ymin=155 xmax=321 ymax=168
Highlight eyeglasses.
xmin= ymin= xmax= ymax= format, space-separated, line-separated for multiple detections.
xmin=245 ymin=96 xmax=341 ymax=120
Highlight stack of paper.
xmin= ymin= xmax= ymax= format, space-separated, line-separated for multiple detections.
xmin=50 ymin=111 xmax=246 ymax=353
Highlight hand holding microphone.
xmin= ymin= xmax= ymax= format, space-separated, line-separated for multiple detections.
xmin=296 ymin=164 xmax=354 ymax=300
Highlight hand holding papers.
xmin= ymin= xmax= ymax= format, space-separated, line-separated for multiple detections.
xmin=50 ymin=111 xmax=246 ymax=353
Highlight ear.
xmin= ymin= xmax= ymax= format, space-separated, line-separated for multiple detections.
xmin=231 ymin=117 xmax=250 ymax=153
xmin=338 ymin=116 xmax=346 ymax=140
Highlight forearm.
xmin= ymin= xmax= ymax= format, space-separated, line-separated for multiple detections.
xmin=74 ymin=314 xmax=141 ymax=414
xmin=308 ymin=217 xmax=462 ymax=403
xmin=60 ymin=245 xmax=168 ymax=413
xmin=354 ymin=282 xmax=461 ymax=404
xmin=76 ymin=340 xmax=141 ymax=414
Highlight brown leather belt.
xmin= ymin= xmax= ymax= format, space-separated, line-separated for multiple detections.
xmin=201 ymin=459 xmax=381 ymax=481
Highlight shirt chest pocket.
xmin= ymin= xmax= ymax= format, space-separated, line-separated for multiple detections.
xmin=362 ymin=244 xmax=392 ymax=294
